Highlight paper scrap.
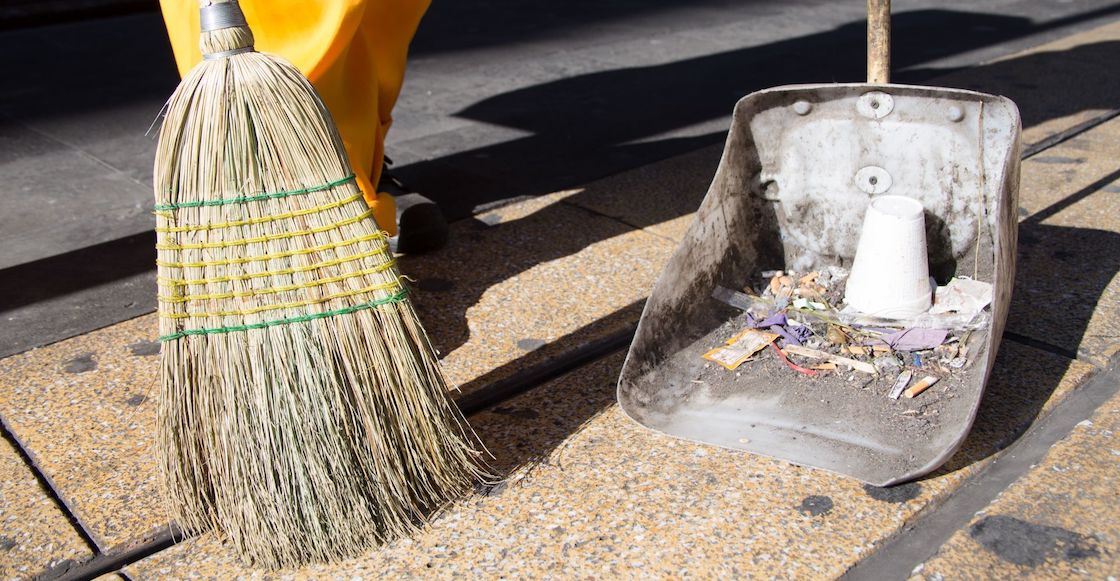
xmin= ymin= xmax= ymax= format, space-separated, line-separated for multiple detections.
xmin=703 ymin=329 xmax=779 ymax=370
xmin=929 ymin=278 xmax=993 ymax=317
xmin=882 ymin=328 xmax=948 ymax=351
xmin=889 ymin=369 xmax=914 ymax=399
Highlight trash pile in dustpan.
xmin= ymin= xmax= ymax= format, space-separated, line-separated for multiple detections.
xmin=705 ymin=194 xmax=994 ymax=408
xmin=708 ymin=270 xmax=992 ymax=399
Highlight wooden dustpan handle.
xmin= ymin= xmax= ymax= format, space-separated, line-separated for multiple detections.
xmin=867 ymin=0 xmax=890 ymax=83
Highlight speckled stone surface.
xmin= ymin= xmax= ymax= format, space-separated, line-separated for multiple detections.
xmin=0 ymin=193 xmax=674 ymax=555
xmin=126 ymin=340 xmax=1092 ymax=579
xmin=914 ymin=389 xmax=1120 ymax=580
xmin=1016 ymin=121 xmax=1120 ymax=220
xmin=1010 ymin=119 xmax=1120 ymax=362
xmin=0 ymin=435 xmax=92 ymax=579
xmin=0 ymin=314 xmax=163 ymax=549
xmin=557 ymin=145 xmax=721 ymax=243
xmin=400 ymin=194 xmax=675 ymax=393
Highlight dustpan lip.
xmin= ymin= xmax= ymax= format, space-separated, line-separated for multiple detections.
xmin=731 ymin=81 xmax=1021 ymax=123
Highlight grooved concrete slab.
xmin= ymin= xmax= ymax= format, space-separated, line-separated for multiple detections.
xmin=127 ymin=341 xmax=1092 ymax=578
xmin=0 ymin=436 xmax=92 ymax=578
xmin=914 ymin=385 xmax=1120 ymax=579
xmin=0 ymin=314 xmax=162 ymax=549
xmin=402 ymin=194 xmax=674 ymax=393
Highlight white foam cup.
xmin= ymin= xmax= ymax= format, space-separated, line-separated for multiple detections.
xmin=844 ymin=195 xmax=932 ymax=318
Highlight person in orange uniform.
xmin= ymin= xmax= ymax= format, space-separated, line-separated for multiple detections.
xmin=159 ymin=0 xmax=446 ymax=253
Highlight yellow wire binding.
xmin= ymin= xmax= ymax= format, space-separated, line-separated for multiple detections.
xmin=157 ymin=231 xmax=387 ymax=269
xmin=159 ymin=262 xmax=398 ymax=303
xmin=155 ymin=192 xmax=365 ymax=233
xmin=156 ymin=209 xmax=373 ymax=250
xmin=163 ymin=278 xmax=405 ymax=320
xmin=159 ymin=245 xmax=391 ymax=287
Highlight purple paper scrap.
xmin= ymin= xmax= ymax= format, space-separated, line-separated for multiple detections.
xmin=883 ymin=328 xmax=948 ymax=352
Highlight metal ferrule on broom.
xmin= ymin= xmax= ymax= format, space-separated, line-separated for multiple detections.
xmin=200 ymin=0 xmax=255 ymax=60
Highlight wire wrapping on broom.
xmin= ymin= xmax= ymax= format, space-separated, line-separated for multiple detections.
xmin=155 ymin=209 xmax=375 ymax=250
xmin=157 ymin=288 xmax=409 ymax=342
xmin=154 ymin=174 xmax=356 ymax=211
xmin=156 ymin=172 xmax=402 ymax=339
xmin=157 ymin=231 xmax=385 ymax=268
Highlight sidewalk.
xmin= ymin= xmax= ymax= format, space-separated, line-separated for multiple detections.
xmin=3 ymin=14 xmax=1120 ymax=581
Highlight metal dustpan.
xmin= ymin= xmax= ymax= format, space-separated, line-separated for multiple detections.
xmin=617 ymin=0 xmax=1020 ymax=486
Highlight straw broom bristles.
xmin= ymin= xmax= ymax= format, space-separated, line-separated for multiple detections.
xmin=153 ymin=1 xmax=486 ymax=568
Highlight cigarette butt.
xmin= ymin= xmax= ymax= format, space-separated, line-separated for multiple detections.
xmin=813 ymin=362 xmax=838 ymax=371
xmin=904 ymin=376 xmax=940 ymax=398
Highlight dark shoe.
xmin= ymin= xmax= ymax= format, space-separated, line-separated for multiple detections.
xmin=378 ymin=158 xmax=449 ymax=254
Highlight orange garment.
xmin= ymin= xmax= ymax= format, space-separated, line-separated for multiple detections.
xmin=159 ymin=0 xmax=431 ymax=236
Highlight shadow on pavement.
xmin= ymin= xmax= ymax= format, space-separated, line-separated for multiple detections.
xmin=402 ymin=8 xmax=1120 ymax=218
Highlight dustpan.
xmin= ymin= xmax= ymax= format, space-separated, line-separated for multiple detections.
xmin=616 ymin=0 xmax=1020 ymax=486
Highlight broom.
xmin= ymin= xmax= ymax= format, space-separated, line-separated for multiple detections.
xmin=153 ymin=0 xmax=486 ymax=568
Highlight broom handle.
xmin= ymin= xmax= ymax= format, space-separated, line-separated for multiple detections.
xmin=867 ymin=0 xmax=890 ymax=83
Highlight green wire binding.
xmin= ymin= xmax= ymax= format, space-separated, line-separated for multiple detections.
xmin=154 ymin=174 xmax=357 ymax=211
xmin=159 ymin=288 xmax=408 ymax=342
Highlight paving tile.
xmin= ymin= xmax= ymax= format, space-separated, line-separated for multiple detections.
xmin=1016 ymin=119 xmax=1120 ymax=219
xmin=0 ymin=314 xmax=162 ymax=549
xmin=0 ymin=435 xmax=92 ymax=579
xmin=0 ymin=193 xmax=673 ymax=553
xmin=402 ymin=194 xmax=674 ymax=393
xmin=0 ymin=120 xmax=152 ymax=270
xmin=127 ymin=339 xmax=1091 ymax=578
xmin=1009 ymin=119 xmax=1120 ymax=362
xmin=915 ymin=386 xmax=1120 ymax=580
xmin=559 ymin=144 xmax=721 ymax=243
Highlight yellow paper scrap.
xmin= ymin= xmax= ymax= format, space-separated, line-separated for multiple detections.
xmin=703 ymin=329 xmax=779 ymax=370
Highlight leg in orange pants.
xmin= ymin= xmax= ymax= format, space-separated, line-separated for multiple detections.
xmin=159 ymin=0 xmax=431 ymax=237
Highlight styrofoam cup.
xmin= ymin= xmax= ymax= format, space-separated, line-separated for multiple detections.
xmin=844 ymin=195 xmax=932 ymax=318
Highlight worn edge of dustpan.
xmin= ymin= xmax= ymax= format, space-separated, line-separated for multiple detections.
xmin=617 ymin=82 xmax=1021 ymax=486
